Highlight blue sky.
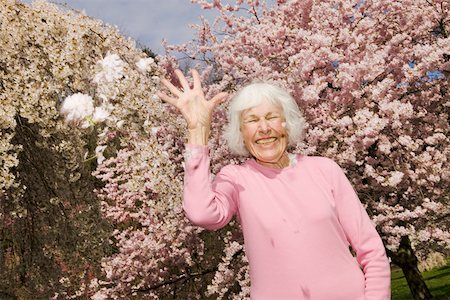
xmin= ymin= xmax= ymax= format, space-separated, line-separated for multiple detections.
xmin=23 ymin=0 xmax=219 ymax=54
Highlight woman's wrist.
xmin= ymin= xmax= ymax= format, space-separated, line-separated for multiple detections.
xmin=187 ymin=125 xmax=210 ymax=145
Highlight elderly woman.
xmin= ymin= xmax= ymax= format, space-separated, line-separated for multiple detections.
xmin=157 ymin=69 xmax=391 ymax=299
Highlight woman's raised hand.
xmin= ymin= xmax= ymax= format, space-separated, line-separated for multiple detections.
xmin=156 ymin=69 xmax=228 ymax=131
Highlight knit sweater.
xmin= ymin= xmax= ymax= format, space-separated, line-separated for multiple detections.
xmin=183 ymin=145 xmax=391 ymax=300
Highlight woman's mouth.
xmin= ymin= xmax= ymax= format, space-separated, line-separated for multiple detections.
xmin=255 ymin=137 xmax=277 ymax=144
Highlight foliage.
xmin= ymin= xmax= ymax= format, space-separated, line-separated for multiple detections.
xmin=391 ymin=258 xmax=450 ymax=300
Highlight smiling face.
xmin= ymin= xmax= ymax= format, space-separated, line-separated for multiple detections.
xmin=240 ymin=101 xmax=288 ymax=167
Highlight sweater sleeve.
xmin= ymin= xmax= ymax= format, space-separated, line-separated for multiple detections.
xmin=182 ymin=144 xmax=238 ymax=230
xmin=328 ymin=160 xmax=391 ymax=300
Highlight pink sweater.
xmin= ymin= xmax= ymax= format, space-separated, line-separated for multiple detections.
xmin=183 ymin=145 xmax=391 ymax=299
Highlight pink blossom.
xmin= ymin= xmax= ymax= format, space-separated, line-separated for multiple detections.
xmin=387 ymin=171 xmax=404 ymax=187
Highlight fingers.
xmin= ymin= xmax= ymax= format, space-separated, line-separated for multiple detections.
xmin=175 ymin=69 xmax=190 ymax=91
xmin=210 ymin=92 xmax=229 ymax=107
xmin=160 ymin=69 xmax=195 ymax=96
xmin=192 ymin=69 xmax=202 ymax=91
xmin=160 ymin=78 xmax=182 ymax=97
xmin=156 ymin=91 xmax=177 ymax=106
xmin=158 ymin=69 xmax=226 ymax=110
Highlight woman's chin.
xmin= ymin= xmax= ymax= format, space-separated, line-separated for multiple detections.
xmin=253 ymin=150 xmax=285 ymax=164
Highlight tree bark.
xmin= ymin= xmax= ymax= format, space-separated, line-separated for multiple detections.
xmin=388 ymin=236 xmax=434 ymax=300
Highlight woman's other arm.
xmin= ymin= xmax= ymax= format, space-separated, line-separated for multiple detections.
xmin=329 ymin=160 xmax=391 ymax=300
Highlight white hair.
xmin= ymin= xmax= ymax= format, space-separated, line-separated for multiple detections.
xmin=223 ymin=82 xmax=305 ymax=156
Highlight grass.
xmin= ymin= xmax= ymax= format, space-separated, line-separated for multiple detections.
xmin=392 ymin=259 xmax=450 ymax=300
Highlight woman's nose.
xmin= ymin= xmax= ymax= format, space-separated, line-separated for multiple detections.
xmin=258 ymin=119 xmax=270 ymax=132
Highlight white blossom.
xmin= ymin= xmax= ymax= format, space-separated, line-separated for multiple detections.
xmin=60 ymin=93 xmax=94 ymax=124
xmin=136 ymin=57 xmax=155 ymax=72
xmin=116 ymin=120 xmax=125 ymax=129
xmin=93 ymin=103 xmax=113 ymax=123
xmin=95 ymin=145 xmax=107 ymax=165
xmin=93 ymin=53 xmax=125 ymax=84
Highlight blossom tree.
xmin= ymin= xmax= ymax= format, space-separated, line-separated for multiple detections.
xmin=162 ymin=0 xmax=449 ymax=299
xmin=0 ymin=0 xmax=197 ymax=298
xmin=2 ymin=0 xmax=236 ymax=299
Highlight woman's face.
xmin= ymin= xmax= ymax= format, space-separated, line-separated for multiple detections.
xmin=240 ymin=102 xmax=288 ymax=164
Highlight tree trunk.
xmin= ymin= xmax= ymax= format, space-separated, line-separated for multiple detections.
xmin=389 ymin=236 xmax=434 ymax=300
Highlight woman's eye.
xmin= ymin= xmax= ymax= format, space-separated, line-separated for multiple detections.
xmin=246 ymin=119 xmax=257 ymax=123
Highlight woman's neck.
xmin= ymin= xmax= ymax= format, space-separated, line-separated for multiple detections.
xmin=255 ymin=153 xmax=290 ymax=169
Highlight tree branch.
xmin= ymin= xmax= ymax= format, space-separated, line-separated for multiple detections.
xmin=133 ymin=267 xmax=218 ymax=293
